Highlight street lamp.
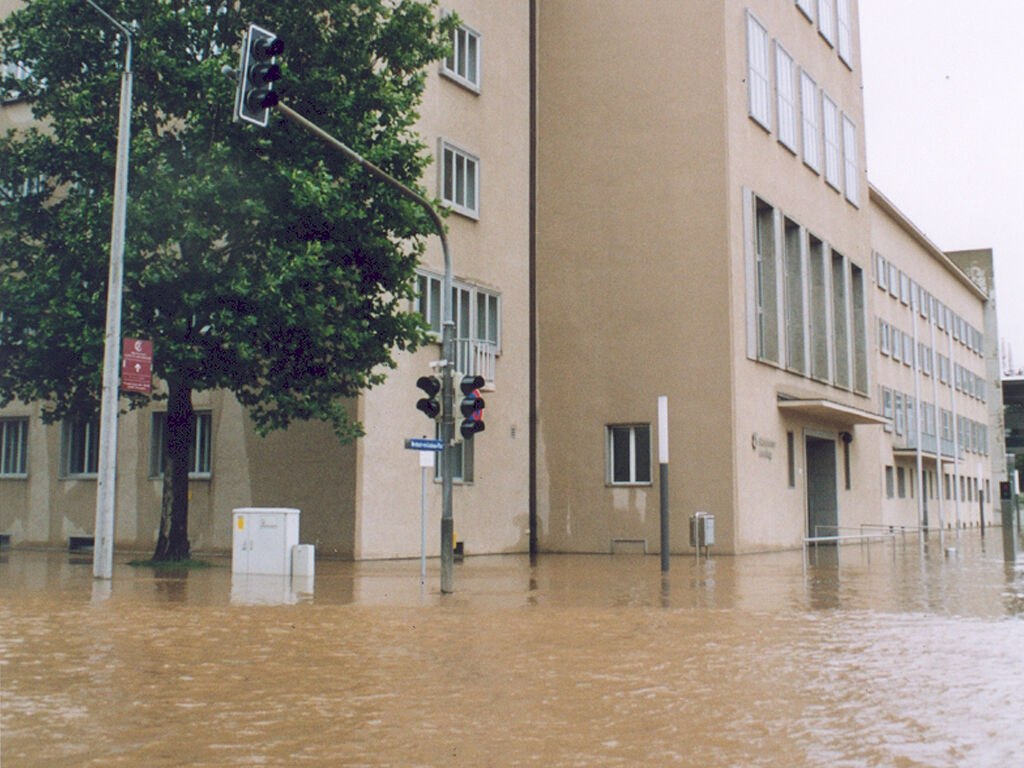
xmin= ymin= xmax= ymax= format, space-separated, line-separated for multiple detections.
xmin=86 ymin=0 xmax=133 ymax=581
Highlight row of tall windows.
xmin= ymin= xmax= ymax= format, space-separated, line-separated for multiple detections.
xmin=794 ymin=0 xmax=854 ymax=69
xmin=877 ymin=319 xmax=987 ymax=403
xmin=874 ymin=252 xmax=984 ymax=358
xmin=414 ymin=270 xmax=501 ymax=383
xmin=438 ymin=21 xmax=482 ymax=219
xmin=747 ymin=190 xmax=868 ymax=394
xmin=746 ymin=10 xmax=859 ymax=206
xmin=0 ymin=414 xmax=213 ymax=479
xmin=879 ymin=385 xmax=989 ymax=456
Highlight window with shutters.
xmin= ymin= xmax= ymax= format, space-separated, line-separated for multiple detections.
xmin=800 ymin=70 xmax=821 ymax=173
xmin=842 ymin=114 xmax=859 ymax=206
xmin=817 ymin=0 xmax=835 ymax=46
xmin=822 ymin=92 xmax=841 ymax=190
xmin=775 ymin=44 xmax=798 ymax=152
xmin=836 ymin=0 xmax=853 ymax=67
xmin=746 ymin=12 xmax=772 ymax=130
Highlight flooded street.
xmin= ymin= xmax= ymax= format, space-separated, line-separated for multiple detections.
xmin=2 ymin=532 xmax=1024 ymax=767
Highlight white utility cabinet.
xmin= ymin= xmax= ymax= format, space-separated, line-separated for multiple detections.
xmin=232 ymin=507 xmax=300 ymax=575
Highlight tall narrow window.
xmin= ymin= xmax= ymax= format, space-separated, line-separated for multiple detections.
xmin=443 ymin=23 xmax=481 ymax=90
xmin=800 ymin=70 xmax=821 ymax=173
xmin=784 ymin=219 xmax=805 ymax=373
xmin=796 ymin=0 xmax=815 ymax=21
xmin=0 ymin=418 xmax=28 ymax=476
xmin=436 ymin=422 xmax=473 ymax=482
xmin=842 ymin=435 xmax=851 ymax=490
xmin=62 ymin=418 xmax=100 ymax=476
xmin=836 ymin=0 xmax=853 ymax=66
xmin=787 ymin=431 xmax=796 ymax=488
xmin=150 ymin=412 xmax=213 ymax=477
xmin=875 ymin=252 xmax=887 ymax=291
xmin=775 ymin=44 xmax=798 ymax=152
xmin=440 ymin=141 xmax=479 ymax=218
xmin=881 ymin=386 xmax=893 ymax=432
xmin=822 ymin=93 xmax=841 ymax=190
xmin=755 ymin=199 xmax=780 ymax=363
xmin=607 ymin=425 xmax=652 ymax=485
xmin=841 ymin=114 xmax=859 ymax=205
xmin=831 ymin=251 xmax=849 ymax=389
xmin=817 ymin=0 xmax=835 ymax=45
xmin=746 ymin=12 xmax=772 ymax=130
xmin=851 ymin=264 xmax=868 ymax=393
xmin=808 ymin=236 xmax=829 ymax=381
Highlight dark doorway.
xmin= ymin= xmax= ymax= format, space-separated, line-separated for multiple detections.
xmin=806 ymin=436 xmax=838 ymax=539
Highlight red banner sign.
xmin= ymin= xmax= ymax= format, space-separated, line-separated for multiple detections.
xmin=121 ymin=338 xmax=153 ymax=394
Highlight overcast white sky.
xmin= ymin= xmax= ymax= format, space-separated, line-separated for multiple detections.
xmin=858 ymin=0 xmax=1024 ymax=372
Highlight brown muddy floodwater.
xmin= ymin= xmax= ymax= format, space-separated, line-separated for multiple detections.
xmin=2 ymin=532 xmax=1024 ymax=767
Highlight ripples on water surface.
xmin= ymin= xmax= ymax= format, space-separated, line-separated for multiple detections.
xmin=2 ymin=532 xmax=1024 ymax=767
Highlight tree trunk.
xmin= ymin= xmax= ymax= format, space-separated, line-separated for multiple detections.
xmin=152 ymin=380 xmax=194 ymax=561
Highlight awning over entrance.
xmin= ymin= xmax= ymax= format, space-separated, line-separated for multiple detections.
xmin=776 ymin=394 xmax=889 ymax=428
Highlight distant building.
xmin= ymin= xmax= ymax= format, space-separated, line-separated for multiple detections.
xmin=0 ymin=0 xmax=1007 ymax=557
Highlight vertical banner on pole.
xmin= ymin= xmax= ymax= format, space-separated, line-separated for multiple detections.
xmin=658 ymin=396 xmax=669 ymax=572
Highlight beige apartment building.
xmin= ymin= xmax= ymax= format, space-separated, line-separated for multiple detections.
xmin=0 ymin=0 xmax=1005 ymax=558
xmin=532 ymin=0 xmax=1001 ymax=554
xmin=0 ymin=1 xmax=532 ymax=559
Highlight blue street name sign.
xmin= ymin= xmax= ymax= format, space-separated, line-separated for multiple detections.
xmin=405 ymin=438 xmax=444 ymax=452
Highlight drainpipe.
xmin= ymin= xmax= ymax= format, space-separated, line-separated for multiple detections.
xmin=929 ymin=307 xmax=943 ymax=533
xmin=912 ymin=294 xmax=924 ymax=528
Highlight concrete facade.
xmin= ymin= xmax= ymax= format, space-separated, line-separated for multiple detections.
xmin=0 ymin=0 xmax=1005 ymax=557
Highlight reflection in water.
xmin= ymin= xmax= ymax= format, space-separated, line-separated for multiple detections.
xmin=1 ymin=531 xmax=1023 ymax=767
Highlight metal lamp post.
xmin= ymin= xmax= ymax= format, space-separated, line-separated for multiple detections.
xmin=87 ymin=0 xmax=133 ymax=580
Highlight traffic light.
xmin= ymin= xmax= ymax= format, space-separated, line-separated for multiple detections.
xmin=416 ymin=375 xmax=441 ymax=419
xmin=459 ymin=375 xmax=485 ymax=439
xmin=235 ymin=24 xmax=284 ymax=127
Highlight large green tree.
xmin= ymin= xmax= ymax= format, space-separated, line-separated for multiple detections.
xmin=0 ymin=0 xmax=453 ymax=560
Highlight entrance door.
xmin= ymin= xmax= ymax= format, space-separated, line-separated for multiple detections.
xmin=806 ymin=436 xmax=838 ymax=538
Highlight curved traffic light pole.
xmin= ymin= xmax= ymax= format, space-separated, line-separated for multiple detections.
xmin=272 ymin=100 xmax=458 ymax=593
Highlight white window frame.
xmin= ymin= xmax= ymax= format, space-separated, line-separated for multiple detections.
xmin=822 ymin=92 xmax=841 ymax=190
xmin=415 ymin=270 xmax=501 ymax=354
xmin=0 ymin=418 xmax=28 ymax=477
xmin=881 ymin=386 xmax=893 ymax=432
xmin=841 ymin=113 xmax=859 ymax=206
xmin=799 ymin=70 xmax=821 ymax=173
xmin=775 ymin=43 xmax=798 ymax=153
xmin=875 ymin=252 xmax=887 ymax=291
xmin=796 ymin=0 xmax=815 ymax=22
xmin=150 ymin=411 xmax=213 ymax=478
xmin=879 ymin=318 xmax=890 ymax=356
xmin=61 ymin=418 xmax=100 ymax=477
xmin=439 ymin=140 xmax=479 ymax=219
xmin=441 ymin=21 xmax=481 ymax=92
xmin=836 ymin=0 xmax=853 ymax=67
xmin=817 ymin=0 xmax=835 ymax=46
xmin=607 ymin=424 xmax=652 ymax=485
xmin=746 ymin=11 xmax=772 ymax=131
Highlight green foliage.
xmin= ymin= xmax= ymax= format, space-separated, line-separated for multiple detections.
xmin=0 ymin=0 xmax=455 ymax=441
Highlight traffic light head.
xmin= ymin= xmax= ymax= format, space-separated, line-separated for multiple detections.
xmin=235 ymin=24 xmax=283 ymax=127
xmin=459 ymin=375 xmax=486 ymax=439
xmin=416 ymin=375 xmax=441 ymax=420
